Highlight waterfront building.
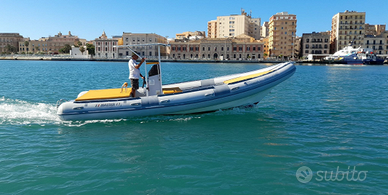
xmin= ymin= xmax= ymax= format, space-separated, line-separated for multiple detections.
xmin=207 ymin=9 xmax=261 ymax=40
xmin=363 ymin=24 xmax=387 ymax=55
xmin=302 ymin=32 xmax=330 ymax=57
xmin=330 ymin=10 xmax=366 ymax=53
xmin=364 ymin=35 xmax=386 ymax=55
xmin=19 ymin=38 xmax=49 ymax=54
xmin=94 ymin=31 xmax=119 ymax=59
xmin=384 ymin=31 xmax=388 ymax=55
xmin=19 ymin=31 xmax=80 ymax=54
xmin=70 ymin=45 xmax=89 ymax=58
xmin=0 ymin=33 xmax=24 ymax=54
xmin=119 ymin=32 xmax=168 ymax=58
xmin=169 ymin=34 xmax=264 ymax=61
xmin=268 ymin=12 xmax=297 ymax=59
xmin=176 ymin=31 xmax=205 ymax=40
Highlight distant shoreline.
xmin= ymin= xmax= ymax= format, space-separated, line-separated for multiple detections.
xmin=1 ymin=56 xmax=387 ymax=65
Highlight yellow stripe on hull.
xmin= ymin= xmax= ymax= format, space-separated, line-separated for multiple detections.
xmin=223 ymin=70 xmax=273 ymax=84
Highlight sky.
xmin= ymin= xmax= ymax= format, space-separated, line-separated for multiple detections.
xmin=1 ymin=0 xmax=388 ymax=41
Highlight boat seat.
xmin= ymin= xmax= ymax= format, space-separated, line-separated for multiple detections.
xmin=75 ymin=88 xmax=133 ymax=101
xmin=223 ymin=70 xmax=274 ymax=84
xmin=146 ymin=62 xmax=159 ymax=65
xmin=162 ymin=87 xmax=182 ymax=94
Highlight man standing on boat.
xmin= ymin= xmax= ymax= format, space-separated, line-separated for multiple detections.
xmin=128 ymin=53 xmax=145 ymax=97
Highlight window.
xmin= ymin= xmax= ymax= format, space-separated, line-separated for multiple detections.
xmin=306 ymin=39 xmax=309 ymax=43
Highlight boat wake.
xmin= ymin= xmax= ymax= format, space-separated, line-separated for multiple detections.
xmin=0 ymin=96 xmax=61 ymax=126
xmin=0 ymin=96 xmax=262 ymax=127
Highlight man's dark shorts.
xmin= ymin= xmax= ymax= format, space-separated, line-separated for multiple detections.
xmin=130 ymin=79 xmax=139 ymax=90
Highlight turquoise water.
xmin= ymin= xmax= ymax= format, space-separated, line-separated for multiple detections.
xmin=0 ymin=60 xmax=387 ymax=194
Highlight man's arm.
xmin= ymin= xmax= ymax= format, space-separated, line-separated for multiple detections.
xmin=135 ymin=58 xmax=145 ymax=69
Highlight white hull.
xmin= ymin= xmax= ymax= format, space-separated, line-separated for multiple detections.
xmin=57 ymin=62 xmax=295 ymax=121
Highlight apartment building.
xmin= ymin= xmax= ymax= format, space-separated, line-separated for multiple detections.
xmin=365 ymin=24 xmax=386 ymax=36
xmin=294 ymin=36 xmax=302 ymax=58
xmin=261 ymin=22 xmax=269 ymax=38
xmin=207 ymin=9 xmax=261 ymax=40
xmin=169 ymin=34 xmax=264 ymax=60
xmin=119 ymin=33 xmax=168 ymax=58
xmin=268 ymin=12 xmax=297 ymax=58
xmin=0 ymin=33 xmax=24 ymax=53
xmin=207 ymin=20 xmax=217 ymax=38
xmin=262 ymin=37 xmax=269 ymax=58
xmin=94 ymin=31 xmax=119 ymax=59
xmin=19 ymin=31 xmax=80 ymax=54
xmin=330 ymin=10 xmax=366 ymax=53
xmin=302 ymin=32 xmax=330 ymax=57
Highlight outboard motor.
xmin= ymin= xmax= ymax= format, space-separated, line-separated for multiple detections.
xmin=147 ymin=64 xmax=162 ymax=96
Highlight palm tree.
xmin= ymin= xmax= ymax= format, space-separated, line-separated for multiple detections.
xmin=79 ymin=46 xmax=85 ymax=55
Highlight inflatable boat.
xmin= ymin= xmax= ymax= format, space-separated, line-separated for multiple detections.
xmin=57 ymin=44 xmax=296 ymax=121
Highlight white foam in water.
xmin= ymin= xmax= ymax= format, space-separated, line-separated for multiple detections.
xmin=0 ymin=96 xmax=261 ymax=126
xmin=0 ymin=97 xmax=61 ymax=125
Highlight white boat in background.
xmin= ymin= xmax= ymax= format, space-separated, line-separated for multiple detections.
xmin=324 ymin=44 xmax=384 ymax=65
xmin=57 ymin=44 xmax=296 ymax=121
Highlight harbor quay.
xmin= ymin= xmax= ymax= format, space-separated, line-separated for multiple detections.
xmin=1 ymin=54 xmax=387 ymax=64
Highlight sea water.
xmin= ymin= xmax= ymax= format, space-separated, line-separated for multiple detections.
xmin=0 ymin=60 xmax=387 ymax=194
